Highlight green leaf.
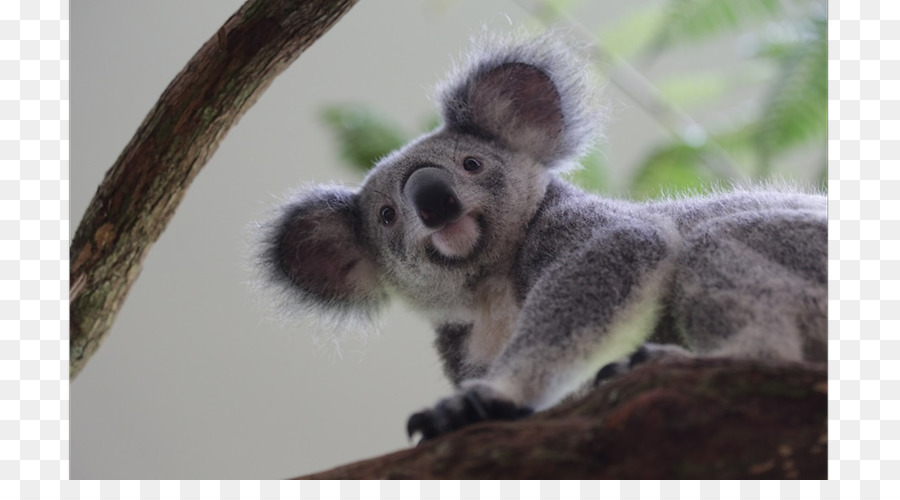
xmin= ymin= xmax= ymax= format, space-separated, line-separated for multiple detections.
xmin=630 ymin=142 xmax=716 ymax=199
xmin=320 ymin=105 xmax=409 ymax=173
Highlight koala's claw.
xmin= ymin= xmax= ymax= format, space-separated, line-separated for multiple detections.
xmin=594 ymin=345 xmax=650 ymax=385
xmin=406 ymin=389 xmax=533 ymax=444
xmin=594 ymin=343 xmax=692 ymax=385
xmin=406 ymin=411 xmax=440 ymax=442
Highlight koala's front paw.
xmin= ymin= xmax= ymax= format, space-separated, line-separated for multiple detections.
xmin=406 ymin=385 xmax=533 ymax=443
xmin=594 ymin=343 xmax=691 ymax=385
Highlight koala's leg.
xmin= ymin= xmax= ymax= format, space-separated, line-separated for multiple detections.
xmin=407 ymin=224 xmax=675 ymax=441
xmin=671 ymin=209 xmax=827 ymax=363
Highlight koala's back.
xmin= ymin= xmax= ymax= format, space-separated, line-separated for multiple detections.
xmin=514 ymin=178 xmax=827 ymax=363
xmin=658 ymin=188 xmax=826 ymax=361
xmin=518 ymin=179 xmax=825 ymax=279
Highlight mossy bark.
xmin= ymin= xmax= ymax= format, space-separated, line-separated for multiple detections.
xmin=298 ymin=359 xmax=827 ymax=479
xmin=69 ymin=0 xmax=359 ymax=378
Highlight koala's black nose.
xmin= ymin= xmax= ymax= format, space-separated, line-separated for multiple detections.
xmin=404 ymin=167 xmax=461 ymax=229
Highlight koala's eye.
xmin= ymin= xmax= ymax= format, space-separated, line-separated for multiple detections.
xmin=463 ymin=156 xmax=482 ymax=172
xmin=379 ymin=206 xmax=396 ymax=225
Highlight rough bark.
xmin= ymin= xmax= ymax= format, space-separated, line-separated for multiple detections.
xmin=298 ymin=359 xmax=827 ymax=479
xmin=69 ymin=0 xmax=359 ymax=378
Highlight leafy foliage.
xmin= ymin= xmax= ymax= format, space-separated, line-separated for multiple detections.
xmin=621 ymin=0 xmax=826 ymax=190
xmin=320 ymin=105 xmax=408 ymax=173
xmin=318 ymin=0 xmax=826 ymax=196
xmin=753 ymin=15 xmax=827 ymax=175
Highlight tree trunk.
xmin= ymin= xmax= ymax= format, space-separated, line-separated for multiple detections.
xmin=298 ymin=359 xmax=827 ymax=479
xmin=69 ymin=0 xmax=359 ymax=378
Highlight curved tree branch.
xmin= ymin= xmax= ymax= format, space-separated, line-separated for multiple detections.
xmin=298 ymin=359 xmax=827 ymax=479
xmin=70 ymin=0 xmax=359 ymax=378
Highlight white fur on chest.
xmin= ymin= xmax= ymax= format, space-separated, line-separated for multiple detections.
xmin=432 ymin=276 xmax=521 ymax=368
xmin=463 ymin=277 xmax=521 ymax=367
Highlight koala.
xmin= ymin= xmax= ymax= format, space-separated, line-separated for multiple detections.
xmin=256 ymin=33 xmax=827 ymax=443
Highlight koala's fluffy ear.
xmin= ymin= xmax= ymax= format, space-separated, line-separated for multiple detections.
xmin=439 ymin=33 xmax=604 ymax=167
xmin=259 ymin=186 xmax=385 ymax=321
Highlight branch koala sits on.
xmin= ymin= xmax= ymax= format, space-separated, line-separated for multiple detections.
xmin=256 ymin=33 xmax=827 ymax=443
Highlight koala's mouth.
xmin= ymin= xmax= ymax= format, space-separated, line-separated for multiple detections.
xmin=426 ymin=212 xmax=484 ymax=262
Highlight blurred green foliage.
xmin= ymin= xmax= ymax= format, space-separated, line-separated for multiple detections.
xmin=319 ymin=0 xmax=825 ymax=198
xmin=319 ymin=106 xmax=407 ymax=170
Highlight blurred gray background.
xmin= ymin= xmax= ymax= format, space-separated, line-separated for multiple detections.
xmin=71 ymin=0 xmax=821 ymax=479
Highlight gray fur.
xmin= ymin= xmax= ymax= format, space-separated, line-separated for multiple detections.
xmin=255 ymin=33 xmax=827 ymax=438
xmin=436 ymin=31 xmax=604 ymax=168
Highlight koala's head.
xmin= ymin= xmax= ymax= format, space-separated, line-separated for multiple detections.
xmin=258 ymin=33 xmax=603 ymax=322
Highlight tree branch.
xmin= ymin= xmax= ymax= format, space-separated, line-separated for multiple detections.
xmin=297 ymin=359 xmax=826 ymax=479
xmin=69 ymin=0 xmax=359 ymax=378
